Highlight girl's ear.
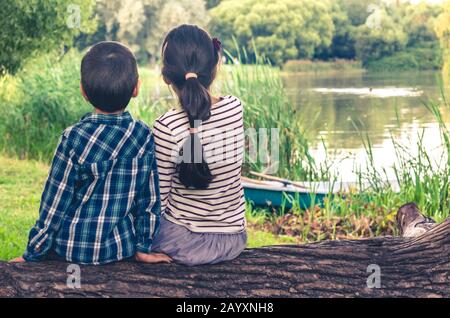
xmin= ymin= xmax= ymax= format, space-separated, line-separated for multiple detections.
xmin=80 ymin=83 xmax=89 ymax=102
xmin=132 ymin=79 xmax=141 ymax=98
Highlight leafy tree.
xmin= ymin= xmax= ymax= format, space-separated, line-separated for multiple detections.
xmin=315 ymin=1 xmax=356 ymax=60
xmin=0 ymin=0 xmax=96 ymax=75
xmin=209 ymin=0 xmax=334 ymax=65
xmin=353 ymin=2 xmax=443 ymax=69
xmin=323 ymin=0 xmax=383 ymax=60
xmin=435 ymin=1 xmax=450 ymax=79
xmin=400 ymin=2 xmax=442 ymax=48
xmin=80 ymin=0 xmax=209 ymax=63
xmin=354 ymin=6 xmax=408 ymax=66
xmin=337 ymin=0 xmax=377 ymax=26
xmin=144 ymin=0 xmax=210 ymax=63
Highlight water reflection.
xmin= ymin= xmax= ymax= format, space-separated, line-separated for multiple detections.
xmin=283 ymin=71 xmax=450 ymax=181
xmin=311 ymin=87 xmax=423 ymax=98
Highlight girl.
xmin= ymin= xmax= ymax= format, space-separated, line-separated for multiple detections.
xmin=151 ymin=24 xmax=247 ymax=266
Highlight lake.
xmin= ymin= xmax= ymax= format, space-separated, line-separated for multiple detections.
xmin=283 ymin=70 xmax=450 ymax=181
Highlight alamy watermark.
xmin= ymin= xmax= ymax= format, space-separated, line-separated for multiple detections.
xmin=366 ymin=4 xmax=383 ymax=30
xmin=177 ymin=120 xmax=280 ymax=174
xmin=366 ymin=264 xmax=381 ymax=288
xmin=66 ymin=264 xmax=81 ymax=289
xmin=66 ymin=4 xmax=81 ymax=29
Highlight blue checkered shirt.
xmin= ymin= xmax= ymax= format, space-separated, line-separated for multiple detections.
xmin=23 ymin=111 xmax=161 ymax=265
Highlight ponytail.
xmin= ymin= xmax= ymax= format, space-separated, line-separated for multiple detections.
xmin=177 ymin=76 xmax=213 ymax=189
xmin=161 ymin=24 xmax=221 ymax=189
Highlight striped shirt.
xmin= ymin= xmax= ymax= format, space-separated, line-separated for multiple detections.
xmin=153 ymin=95 xmax=246 ymax=233
xmin=23 ymin=111 xmax=161 ymax=265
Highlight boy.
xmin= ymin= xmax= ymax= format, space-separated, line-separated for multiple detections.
xmin=10 ymin=42 xmax=171 ymax=265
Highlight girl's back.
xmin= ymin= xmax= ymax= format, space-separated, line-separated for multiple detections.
xmin=154 ymin=95 xmax=245 ymax=233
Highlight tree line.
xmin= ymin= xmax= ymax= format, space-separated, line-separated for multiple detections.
xmin=210 ymin=0 xmax=447 ymax=69
xmin=1 ymin=0 xmax=450 ymax=75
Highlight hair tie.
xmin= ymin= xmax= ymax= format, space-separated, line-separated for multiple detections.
xmin=185 ymin=72 xmax=198 ymax=80
xmin=189 ymin=127 xmax=198 ymax=134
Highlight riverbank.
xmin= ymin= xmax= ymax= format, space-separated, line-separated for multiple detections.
xmin=283 ymin=59 xmax=364 ymax=74
xmin=282 ymin=52 xmax=442 ymax=73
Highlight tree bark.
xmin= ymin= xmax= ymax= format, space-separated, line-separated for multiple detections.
xmin=0 ymin=217 xmax=448 ymax=298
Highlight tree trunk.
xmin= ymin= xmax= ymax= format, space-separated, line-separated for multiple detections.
xmin=1 ymin=217 xmax=448 ymax=298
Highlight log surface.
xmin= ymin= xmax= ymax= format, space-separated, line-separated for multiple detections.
xmin=1 ymin=218 xmax=448 ymax=298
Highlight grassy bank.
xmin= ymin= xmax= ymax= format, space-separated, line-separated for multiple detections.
xmin=365 ymin=47 xmax=443 ymax=72
xmin=283 ymin=59 xmax=364 ymax=74
xmin=283 ymin=51 xmax=442 ymax=73
xmin=0 ymin=156 xmax=49 ymax=260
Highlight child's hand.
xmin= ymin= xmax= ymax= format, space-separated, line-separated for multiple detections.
xmin=135 ymin=252 xmax=172 ymax=264
xmin=9 ymin=257 xmax=26 ymax=263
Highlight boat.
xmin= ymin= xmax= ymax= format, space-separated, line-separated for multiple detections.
xmin=242 ymin=172 xmax=400 ymax=209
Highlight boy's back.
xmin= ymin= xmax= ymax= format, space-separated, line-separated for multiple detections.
xmin=24 ymin=113 xmax=159 ymax=264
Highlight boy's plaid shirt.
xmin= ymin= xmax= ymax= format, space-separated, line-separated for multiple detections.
xmin=23 ymin=111 xmax=161 ymax=265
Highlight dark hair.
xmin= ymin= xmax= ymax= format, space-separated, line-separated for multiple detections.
xmin=161 ymin=24 xmax=221 ymax=189
xmin=81 ymin=41 xmax=138 ymax=112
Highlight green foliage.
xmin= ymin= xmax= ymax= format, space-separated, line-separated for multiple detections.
xmin=0 ymin=0 xmax=96 ymax=75
xmin=366 ymin=47 xmax=443 ymax=72
xmin=336 ymin=0 xmax=375 ymax=26
xmin=353 ymin=2 xmax=443 ymax=69
xmin=0 ymin=51 xmax=171 ymax=162
xmin=208 ymin=0 xmax=443 ymax=70
xmin=283 ymin=59 xmax=363 ymax=73
xmin=354 ymin=8 xmax=408 ymax=66
xmin=209 ymin=0 xmax=335 ymax=65
xmin=78 ymin=0 xmax=209 ymax=63
xmin=435 ymin=1 xmax=450 ymax=52
xmin=0 ymin=51 xmax=90 ymax=160
xmin=435 ymin=1 xmax=450 ymax=81
xmin=401 ymin=2 xmax=443 ymax=48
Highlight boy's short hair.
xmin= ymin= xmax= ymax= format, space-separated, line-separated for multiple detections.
xmin=81 ymin=41 xmax=138 ymax=112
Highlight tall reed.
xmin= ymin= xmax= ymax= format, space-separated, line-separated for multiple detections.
xmin=220 ymin=50 xmax=318 ymax=180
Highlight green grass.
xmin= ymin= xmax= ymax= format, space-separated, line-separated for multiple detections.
xmin=246 ymin=230 xmax=297 ymax=248
xmin=0 ymin=156 xmax=47 ymax=260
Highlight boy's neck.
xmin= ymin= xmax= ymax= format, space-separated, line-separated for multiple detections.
xmin=94 ymin=108 xmax=125 ymax=115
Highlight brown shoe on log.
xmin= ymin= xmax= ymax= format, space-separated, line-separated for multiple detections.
xmin=397 ymin=202 xmax=437 ymax=237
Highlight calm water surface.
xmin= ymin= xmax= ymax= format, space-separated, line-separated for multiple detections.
xmin=283 ymin=71 xmax=450 ymax=181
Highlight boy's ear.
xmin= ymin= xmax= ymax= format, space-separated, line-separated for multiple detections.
xmin=80 ymin=83 xmax=89 ymax=102
xmin=132 ymin=79 xmax=141 ymax=98
xmin=162 ymin=75 xmax=171 ymax=85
